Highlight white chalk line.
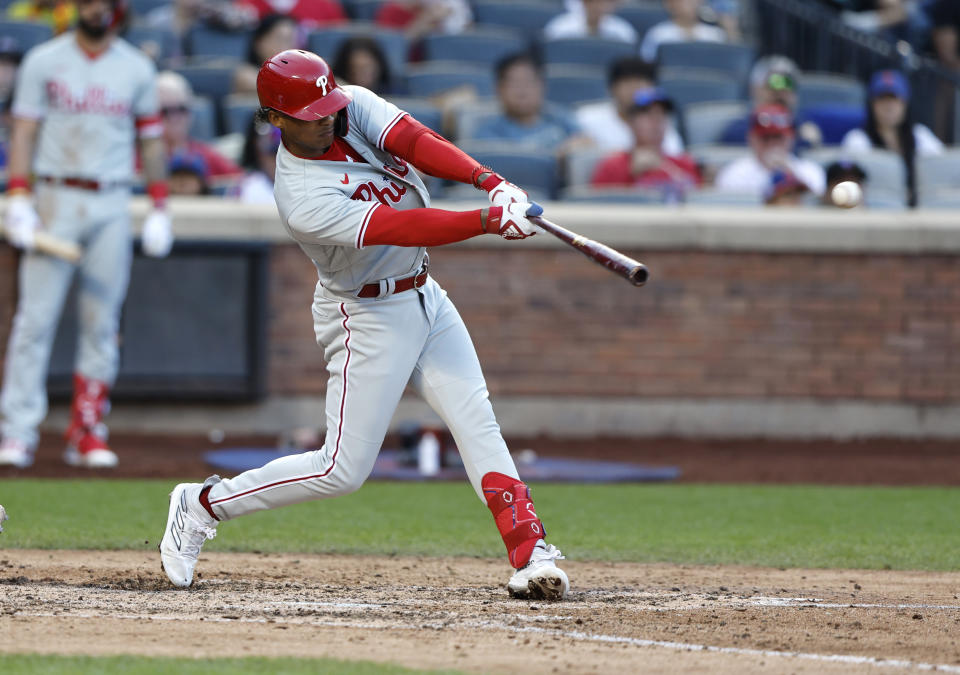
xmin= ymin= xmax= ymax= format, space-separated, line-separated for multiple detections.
xmin=10 ymin=609 xmax=960 ymax=673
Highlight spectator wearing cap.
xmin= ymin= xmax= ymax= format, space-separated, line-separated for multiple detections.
xmin=841 ymin=70 xmax=941 ymax=207
xmin=822 ymin=160 xmax=868 ymax=208
xmin=575 ymin=57 xmax=685 ymax=155
xmin=715 ymin=103 xmax=825 ymax=198
xmin=640 ymin=0 xmax=727 ymax=62
xmin=543 ymin=0 xmax=638 ymax=43
xmin=233 ymin=13 xmax=300 ymax=96
xmin=471 ymin=53 xmax=588 ymax=158
xmin=721 ymin=55 xmax=823 ymax=147
xmin=168 ymin=149 xmax=210 ymax=196
xmin=6 ymin=0 xmax=76 ymax=35
xmin=156 ymin=71 xmax=242 ymax=184
xmin=590 ymin=87 xmax=701 ymax=198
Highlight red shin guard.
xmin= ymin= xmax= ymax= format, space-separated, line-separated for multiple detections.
xmin=482 ymin=472 xmax=545 ymax=569
xmin=65 ymin=374 xmax=110 ymax=447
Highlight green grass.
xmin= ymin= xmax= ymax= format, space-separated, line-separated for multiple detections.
xmin=0 ymin=654 xmax=462 ymax=674
xmin=0 ymin=479 xmax=958 ymax=570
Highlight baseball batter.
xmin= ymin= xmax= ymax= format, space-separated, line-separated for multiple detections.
xmin=0 ymin=0 xmax=173 ymax=469
xmin=160 ymin=49 xmax=569 ymax=601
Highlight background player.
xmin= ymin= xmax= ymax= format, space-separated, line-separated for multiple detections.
xmin=161 ymin=49 xmax=569 ymax=601
xmin=0 ymin=0 xmax=173 ymax=469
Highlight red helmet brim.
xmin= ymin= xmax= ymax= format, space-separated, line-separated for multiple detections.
xmin=287 ymin=87 xmax=353 ymax=121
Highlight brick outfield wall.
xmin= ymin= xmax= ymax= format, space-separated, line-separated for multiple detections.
xmin=268 ymin=244 xmax=960 ymax=403
xmin=1 ymin=244 xmax=956 ymax=404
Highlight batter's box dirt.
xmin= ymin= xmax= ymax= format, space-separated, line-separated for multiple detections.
xmin=2 ymin=550 xmax=959 ymax=674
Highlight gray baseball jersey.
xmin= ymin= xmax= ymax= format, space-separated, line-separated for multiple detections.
xmin=274 ymin=85 xmax=430 ymax=297
xmin=12 ymin=32 xmax=161 ymax=181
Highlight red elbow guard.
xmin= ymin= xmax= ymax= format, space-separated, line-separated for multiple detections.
xmin=482 ymin=472 xmax=545 ymax=569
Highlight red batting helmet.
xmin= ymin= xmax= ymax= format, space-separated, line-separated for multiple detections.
xmin=257 ymin=49 xmax=352 ymax=121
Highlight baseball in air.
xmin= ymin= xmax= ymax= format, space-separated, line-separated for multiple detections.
xmin=831 ymin=180 xmax=863 ymax=208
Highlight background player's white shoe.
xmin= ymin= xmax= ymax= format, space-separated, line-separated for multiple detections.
xmin=63 ymin=446 xmax=118 ymax=468
xmin=507 ymin=541 xmax=569 ymax=601
xmin=0 ymin=438 xmax=34 ymax=468
xmin=159 ymin=476 xmax=220 ymax=587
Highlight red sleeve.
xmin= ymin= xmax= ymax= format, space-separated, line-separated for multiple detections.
xmin=375 ymin=4 xmax=416 ymax=28
xmin=382 ymin=115 xmax=485 ymax=185
xmin=363 ymin=206 xmax=501 ymax=248
xmin=674 ymin=154 xmax=703 ymax=186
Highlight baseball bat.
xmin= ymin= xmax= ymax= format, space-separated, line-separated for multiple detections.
xmin=528 ymin=215 xmax=649 ymax=287
xmin=4 ymin=231 xmax=83 ymax=263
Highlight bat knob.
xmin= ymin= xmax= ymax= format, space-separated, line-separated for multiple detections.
xmin=525 ymin=202 xmax=543 ymax=217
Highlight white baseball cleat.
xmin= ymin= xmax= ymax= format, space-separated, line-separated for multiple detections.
xmin=0 ymin=438 xmax=34 ymax=468
xmin=507 ymin=541 xmax=569 ymax=601
xmin=63 ymin=446 xmax=118 ymax=468
xmin=159 ymin=476 xmax=220 ymax=587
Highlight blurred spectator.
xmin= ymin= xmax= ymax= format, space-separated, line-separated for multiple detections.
xmin=715 ymin=104 xmax=826 ymax=198
xmin=590 ymin=88 xmax=701 ymax=198
xmin=824 ymin=1 xmax=930 ymax=50
xmin=721 ymin=55 xmax=823 ymax=148
xmin=376 ymin=0 xmax=472 ymax=40
xmin=841 ymin=70 xmax=942 ymax=207
xmin=822 ymin=160 xmax=868 ymax=207
xmin=168 ymin=149 xmax=211 ymax=196
xmin=764 ymin=169 xmax=811 ymax=206
xmin=145 ymin=0 xmax=257 ymax=42
xmin=640 ymin=0 xmax=727 ymax=62
xmin=704 ymin=0 xmax=742 ymax=42
xmin=233 ymin=13 xmax=299 ymax=95
xmin=236 ymin=0 xmax=346 ymax=29
xmin=236 ymin=116 xmax=281 ymax=203
xmin=931 ymin=0 xmax=960 ymax=70
xmin=157 ymin=71 xmax=242 ymax=181
xmin=6 ymin=0 xmax=76 ymax=35
xmin=543 ymin=0 xmax=638 ymax=43
xmin=332 ymin=36 xmax=392 ymax=95
xmin=575 ymin=57 xmax=684 ymax=155
xmin=471 ymin=53 xmax=588 ymax=157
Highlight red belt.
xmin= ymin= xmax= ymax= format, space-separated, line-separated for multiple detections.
xmin=357 ymin=269 xmax=428 ymax=298
xmin=38 ymin=176 xmax=125 ymax=191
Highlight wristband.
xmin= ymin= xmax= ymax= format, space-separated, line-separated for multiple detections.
xmin=471 ymin=165 xmax=498 ymax=189
xmin=7 ymin=176 xmax=31 ymax=194
xmin=147 ymin=181 xmax=169 ymax=209
xmin=483 ymin=206 xmax=503 ymax=234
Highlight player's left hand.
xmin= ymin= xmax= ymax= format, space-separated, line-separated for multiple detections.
xmin=142 ymin=209 xmax=174 ymax=258
xmin=481 ymin=173 xmax=529 ymax=209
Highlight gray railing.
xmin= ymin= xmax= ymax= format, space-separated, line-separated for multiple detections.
xmin=754 ymin=0 xmax=960 ymax=142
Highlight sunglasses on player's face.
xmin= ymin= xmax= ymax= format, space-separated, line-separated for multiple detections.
xmin=161 ymin=104 xmax=190 ymax=117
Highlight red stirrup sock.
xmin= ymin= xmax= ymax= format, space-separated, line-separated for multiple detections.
xmin=482 ymin=472 xmax=545 ymax=569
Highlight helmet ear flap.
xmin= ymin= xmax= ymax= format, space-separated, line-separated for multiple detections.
xmin=335 ymin=109 xmax=349 ymax=137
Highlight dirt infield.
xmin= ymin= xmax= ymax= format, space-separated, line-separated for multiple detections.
xmin=4 ymin=432 xmax=960 ymax=485
xmin=2 ymin=550 xmax=959 ymax=673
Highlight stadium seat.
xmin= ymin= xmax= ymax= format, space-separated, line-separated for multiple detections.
xmin=798 ymin=104 xmax=865 ymax=145
xmin=657 ymin=42 xmax=755 ymax=87
xmin=473 ymin=1 xmax=563 ymax=35
xmin=175 ymin=64 xmax=236 ymax=101
xmin=456 ymin=141 xmax=559 ymax=199
xmin=917 ymin=188 xmax=960 ymax=209
xmin=560 ymin=185 xmax=664 ymax=204
xmin=307 ymin=25 xmax=408 ymax=87
xmin=0 ymin=21 xmax=52 ymax=53
xmin=185 ymin=26 xmax=251 ymax=62
xmin=614 ymin=3 xmax=670 ymax=36
xmin=846 ymin=150 xmax=906 ymax=204
xmin=545 ymin=66 xmax=607 ymax=106
xmin=189 ymin=96 xmax=217 ymax=141
xmin=423 ymin=29 xmax=527 ymax=68
xmin=385 ymin=97 xmax=444 ymax=134
xmin=404 ymin=62 xmax=495 ymax=97
xmin=541 ymin=38 xmax=636 ymax=68
xmin=660 ymin=73 xmax=743 ymax=110
xmin=685 ymin=188 xmax=762 ymax=206
xmin=123 ymin=26 xmax=178 ymax=64
xmin=451 ymin=98 xmax=501 ymax=140
xmin=916 ymin=150 xmax=960 ymax=203
xmin=797 ymin=73 xmax=866 ymax=109
xmin=565 ymin=146 xmax=612 ymax=187
xmin=344 ymin=0 xmax=385 ymax=21
xmin=129 ymin=0 xmax=167 ymax=17
xmin=681 ymin=101 xmax=749 ymax=146
xmin=223 ymin=95 xmax=259 ymax=136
